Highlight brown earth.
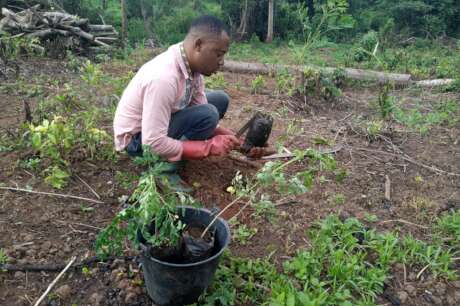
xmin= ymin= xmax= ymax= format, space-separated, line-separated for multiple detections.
xmin=0 ymin=55 xmax=459 ymax=305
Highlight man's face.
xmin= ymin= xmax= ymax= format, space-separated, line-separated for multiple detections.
xmin=195 ymin=31 xmax=230 ymax=76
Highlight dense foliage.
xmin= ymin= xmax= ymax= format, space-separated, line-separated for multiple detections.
xmin=21 ymin=0 xmax=459 ymax=45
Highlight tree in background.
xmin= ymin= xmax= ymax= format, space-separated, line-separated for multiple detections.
xmin=120 ymin=0 xmax=127 ymax=43
xmin=265 ymin=0 xmax=274 ymax=42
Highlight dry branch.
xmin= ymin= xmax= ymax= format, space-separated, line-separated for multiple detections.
xmin=0 ymin=6 xmax=118 ymax=50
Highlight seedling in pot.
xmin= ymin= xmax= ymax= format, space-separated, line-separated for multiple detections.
xmin=96 ymin=147 xmax=210 ymax=263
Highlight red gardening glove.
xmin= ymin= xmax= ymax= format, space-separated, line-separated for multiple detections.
xmin=181 ymin=135 xmax=241 ymax=160
xmin=212 ymin=126 xmax=236 ymax=136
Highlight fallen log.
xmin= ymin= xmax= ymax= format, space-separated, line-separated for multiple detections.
xmin=223 ymin=60 xmax=412 ymax=84
xmin=88 ymin=24 xmax=116 ymax=31
xmin=414 ymin=79 xmax=456 ymax=87
xmin=26 ymin=28 xmax=68 ymax=38
xmin=223 ymin=60 xmax=457 ymax=88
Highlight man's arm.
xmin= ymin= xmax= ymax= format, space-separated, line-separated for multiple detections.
xmin=141 ymin=79 xmax=183 ymax=161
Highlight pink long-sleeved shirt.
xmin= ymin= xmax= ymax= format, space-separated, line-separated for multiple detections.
xmin=113 ymin=43 xmax=207 ymax=161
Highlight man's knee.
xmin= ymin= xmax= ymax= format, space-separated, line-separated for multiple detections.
xmin=201 ymin=103 xmax=219 ymax=127
xmin=206 ymin=90 xmax=229 ymax=119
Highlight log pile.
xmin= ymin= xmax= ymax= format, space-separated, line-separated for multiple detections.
xmin=0 ymin=5 xmax=118 ymax=49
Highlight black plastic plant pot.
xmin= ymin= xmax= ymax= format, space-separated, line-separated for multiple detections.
xmin=138 ymin=206 xmax=230 ymax=306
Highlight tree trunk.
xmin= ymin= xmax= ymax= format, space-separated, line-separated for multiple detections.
xmin=265 ymin=0 xmax=274 ymax=43
xmin=236 ymin=0 xmax=253 ymax=41
xmin=139 ymin=0 xmax=154 ymax=39
xmin=223 ymin=60 xmax=413 ymax=85
xmin=101 ymin=0 xmax=107 ymax=10
xmin=120 ymin=0 xmax=128 ymax=43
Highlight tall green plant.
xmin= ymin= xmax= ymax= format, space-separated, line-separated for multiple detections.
xmin=293 ymin=0 xmax=354 ymax=62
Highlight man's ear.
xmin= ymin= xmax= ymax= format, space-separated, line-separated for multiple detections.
xmin=194 ymin=38 xmax=203 ymax=52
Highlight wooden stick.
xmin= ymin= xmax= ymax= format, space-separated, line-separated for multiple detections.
xmin=228 ymin=154 xmax=260 ymax=168
xmin=74 ymin=174 xmax=100 ymax=199
xmin=262 ymin=145 xmax=343 ymax=160
xmin=384 ymin=175 xmax=391 ymax=202
xmin=229 ymin=198 xmax=252 ymax=221
xmin=201 ymin=185 xmax=259 ymax=238
xmin=351 ymin=147 xmax=460 ymax=177
xmin=0 ymin=256 xmax=134 ymax=272
xmin=0 ymin=187 xmax=104 ymax=204
xmin=380 ymin=219 xmax=429 ymax=229
xmin=416 ymin=264 xmax=430 ymax=279
xmin=56 ymin=220 xmax=102 ymax=231
xmin=33 ymin=256 xmax=76 ymax=306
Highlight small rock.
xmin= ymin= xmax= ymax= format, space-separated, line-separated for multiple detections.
xmin=117 ymin=279 xmax=130 ymax=290
xmin=25 ymin=249 xmax=36 ymax=257
xmin=55 ymin=284 xmax=72 ymax=299
xmin=446 ymin=294 xmax=456 ymax=306
xmin=451 ymin=281 xmax=460 ymax=289
xmin=394 ymin=263 xmax=404 ymax=272
xmin=124 ymin=292 xmax=137 ymax=304
xmin=408 ymin=272 xmax=417 ymax=281
xmin=8 ymin=257 xmax=17 ymax=264
xmin=49 ymin=248 xmax=58 ymax=254
xmin=434 ymin=282 xmax=446 ymax=295
xmin=23 ymin=234 xmax=34 ymax=241
xmin=63 ymin=245 xmax=71 ymax=253
xmin=454 ymin=290 xmax=460 ymax=301
xmin=396 ymin=291 xmax=409 ymax=304
xmin=405 ymin=284 xmax=417 ymax=297
xmin=41 ymin=241 xmax=52 ymax=250
xmin=14 ymin=271 xmax=25 ymax=279
xmin=429 ymin=296 xmax=443 ymax=306
xmin=110 ymin=258 xmax=125 ymax=269
xmin=89 ymin=292 xmax=104 ymax=306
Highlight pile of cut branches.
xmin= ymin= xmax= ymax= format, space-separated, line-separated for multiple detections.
xmin=0 ymin=4 xmax=118 ymax=50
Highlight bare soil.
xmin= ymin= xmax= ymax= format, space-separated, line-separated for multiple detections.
xmin=1 ymin=56 xmax=459 ymax=305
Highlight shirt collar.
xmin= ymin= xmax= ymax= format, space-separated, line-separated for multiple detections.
xmin=179 ymin=42 xmax=193 ymax=81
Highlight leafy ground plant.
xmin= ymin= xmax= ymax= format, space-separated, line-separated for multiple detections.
xmin=198 ymin=215 xmax=458 ymax=305
xmin=26 ymin=114 xmax=114 ymax=188
xmin=393 ymin=99 xmax=459 ymax=134
xmin=205 ymin=72 xmax=226 ymax=89
xmin=95 ymin=148 xmax=194 ymax=258
xmin=436 ymin=209 xmax=460 ymax=246
xmin=251 ymin=75 xmax=266 ymax=94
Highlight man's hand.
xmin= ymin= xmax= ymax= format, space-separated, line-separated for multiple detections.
xmin=209 ymin=134 xmax=241 ymax=156
xmin=181 ymin=134 xmax=241 ymax=160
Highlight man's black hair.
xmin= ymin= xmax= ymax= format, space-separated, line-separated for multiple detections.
xmin=188 ymin=15 xmax=228 ymax=36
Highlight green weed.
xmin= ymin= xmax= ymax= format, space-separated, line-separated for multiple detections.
xmin=232 ymin=223 xmax=258 ymax=245
xmin=394 ymin=99 xmax=459 ymax=134
xmin=436 ymin=210 xmax=460 ymax=246
xmin=205 ymin=72 xmax=226 ymax=89
xmin=26 ymin=115 xmax=114 ymax=188
xmin=0 ymin=249 xmax=8 ymax=264
xmin=251 ymin=75 xmax=266 ymax=94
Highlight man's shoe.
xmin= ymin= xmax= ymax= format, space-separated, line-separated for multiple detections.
xmin=160 ymin=172 xmax=193 ymax=193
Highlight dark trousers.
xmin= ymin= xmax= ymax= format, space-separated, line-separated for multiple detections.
xmin=127 ymin=90 xmax=229 ymax=157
